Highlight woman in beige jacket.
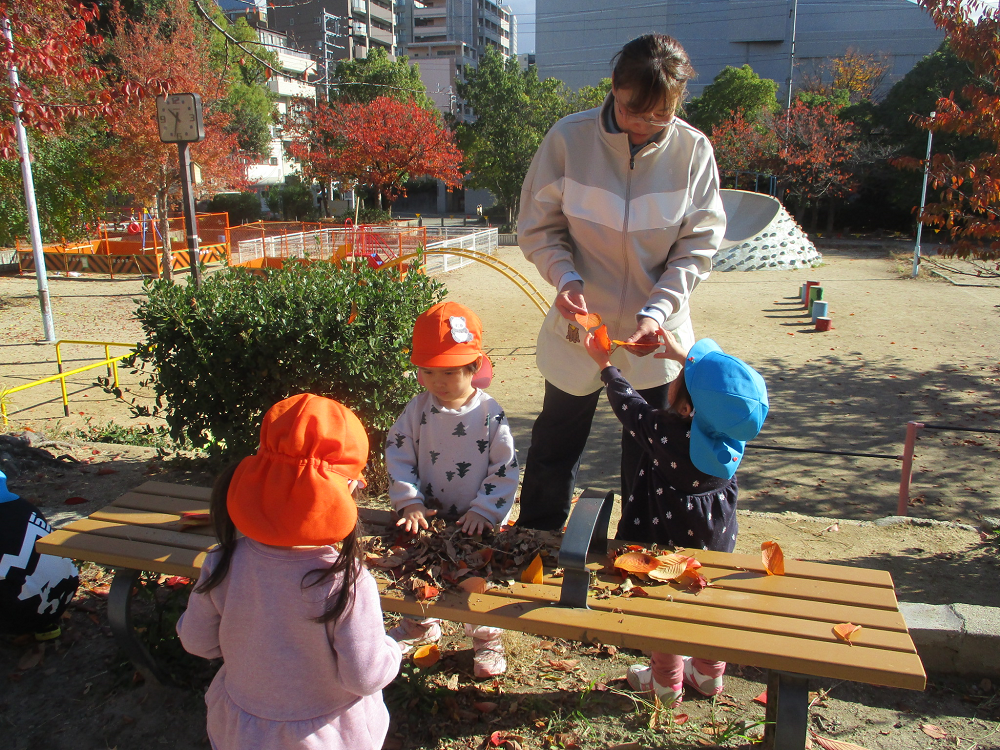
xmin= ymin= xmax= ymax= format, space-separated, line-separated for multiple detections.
xmin=516 ymin=34 xmax=726 ymax=532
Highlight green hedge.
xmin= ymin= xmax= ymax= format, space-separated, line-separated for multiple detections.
xmin=124 ymin=259 xmax=444 ymax=479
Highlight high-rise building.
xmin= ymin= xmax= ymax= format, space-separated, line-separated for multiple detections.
xmin=268 ymin=0 xmax=398 ymax=66
xmin=536 ymin=0 xmax=943 ymax=98
xmin=397 ymin=0 xmax=515 ymax=119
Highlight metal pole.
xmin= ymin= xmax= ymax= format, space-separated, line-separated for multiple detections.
xmin=4 ymin=16 xmax=55 ymax=342
xmin=913 ymin=112 xmax=935 ymax=278
xmin=785 ymin=0 xmax=799 ymax=110
xmin=177 ymin=142 xmax=203 ymax=287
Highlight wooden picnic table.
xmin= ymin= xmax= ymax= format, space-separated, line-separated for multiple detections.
xmin=36 ymin=481 xmax=926 ymax=750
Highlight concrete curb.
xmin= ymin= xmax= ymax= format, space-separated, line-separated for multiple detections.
xmin=900 ymin=603 xmax=1000 ymax=677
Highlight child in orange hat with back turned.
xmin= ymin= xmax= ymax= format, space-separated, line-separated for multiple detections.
xmin=177 ymin=394 xmax=402 ymax=750
xmin=385 ymin=301 xmax=519 ymax=678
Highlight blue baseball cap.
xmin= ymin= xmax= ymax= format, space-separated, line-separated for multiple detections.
xmin=683 ymin=339 xmax=769 ymax=479
xmin=0 ymin=469 xmax=19 ymax=503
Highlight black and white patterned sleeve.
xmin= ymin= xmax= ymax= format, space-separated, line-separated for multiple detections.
xmin=601 ymin=367 xmax=688 ymax=463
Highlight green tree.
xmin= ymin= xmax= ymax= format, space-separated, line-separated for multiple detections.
xmin=205 ymin=9 xmax=278 ymax=157
xmin=208 ymin=192 xmax=262 ymax=225
xmin=456 ymin=48 xmax=570 ymax=225
xmin=332 ymin=47 xmax=434 ymax=110
xmin=684 ymin=65 xmax=780 ymax=133
xmin=264 ymin=176 xmax=317 ymax=221
xmin=568 ymin=78 xmax=612 ymax=113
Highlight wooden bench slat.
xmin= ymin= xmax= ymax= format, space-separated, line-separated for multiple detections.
xmin=582 ymin=566 xmax=899 ymax=611
xmin=37 ymin=530 xmax=205 ymax=578
xmin=506 ymin=583 xmax=914 ymax=652
xmin=131 ymin=481 xmax=212 ymax=501
xmin=113 ymin=491 xmax=210 ymax=515
xmin=668 ymin=548 xmax=895 ymax=589
xmin=379 ymin=586 xmax=926 ymax=690
xmin=88 ymin=507 xmax=216 ymax=536
xmin=60 ymin=519 xmax=218 ymax=552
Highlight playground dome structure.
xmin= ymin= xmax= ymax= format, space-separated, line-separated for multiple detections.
xmin=714 ymin=189 xmax=822 ymax=272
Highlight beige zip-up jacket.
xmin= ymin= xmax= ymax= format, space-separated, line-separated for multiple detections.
xmin=518 ymin=95 xmax=725 ymax=396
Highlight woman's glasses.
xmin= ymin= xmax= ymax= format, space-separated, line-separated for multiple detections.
xmin=614 ymin=96 xmax=673 ymax=127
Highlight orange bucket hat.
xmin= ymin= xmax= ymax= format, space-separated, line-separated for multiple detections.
xmin=228 ymin=394 xmax=367 ymax=547
xmin=411 ymin=301 xmax=484 ymax=368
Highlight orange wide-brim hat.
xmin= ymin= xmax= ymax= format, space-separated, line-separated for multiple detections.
xmin=410 ymin=301 xmax=484 ymax=368
xmin=228 ymin=394 xmax=368 ymax=547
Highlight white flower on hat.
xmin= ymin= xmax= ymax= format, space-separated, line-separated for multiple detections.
xmin=449 ymin=316 xmax=473 ymax=343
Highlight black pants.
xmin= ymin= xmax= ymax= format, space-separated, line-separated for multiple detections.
xmin=517 ymin=378 xmax=670 ymax=531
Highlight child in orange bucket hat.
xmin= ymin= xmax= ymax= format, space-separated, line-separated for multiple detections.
xmin=385 ymin=301 xmax=519 ymax=677
xmin=177 ymin=394 xmax=401 ymax=750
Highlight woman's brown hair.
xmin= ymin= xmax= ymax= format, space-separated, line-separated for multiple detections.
xmin=196 ymin=460 xmax=364 ymax=625
xmin=611 ymin=34 xmax=696 ymax=117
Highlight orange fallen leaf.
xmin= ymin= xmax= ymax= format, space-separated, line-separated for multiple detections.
xmin=811 ymin=732 xmax=873 ymax=750
xmin=474 ymin=701 xmax=498 ymax=713
xmin=181 ymin=511 xmax=211 ymax=520
xmin=833 ymin=622 xmax=862 ymax=645
xmin=614 ymin=551 xmax=660 ymax=574
xmin=547 ymin=658 xmax=580 ymax=671
xmin=521 ymin=553 xmax=544 ymax=584
xmin=415 ymin=585 xmax=440 ymax=601
xmin=573 ymin=312 xmax=602 ymax=330
xmin=649 ymin=553 xmax=702 ymax=581
xmin=412 ymin=643 xmax=440 ymax=667
xmin=611 ymin=339 xmax=661 ymax=354
xmin=761 ymin=541 xmax=785 ymax=575
xmin=593 ymin=324 xmax=613 ymax=355
xmin=459 ymin=577 xmax=489 ymax=594
xmin=919 ymin=724 xmax=948 ymax=740
xmin=752 ymin=690 xmax=768 ymax=705
xmin=163 ymin=576 xmax=190 ymax=589
xmin=681 ymin=571 xmax=710 ymax=593
xmin=347 ymin=300 xmax=358 ymax=324
xmin=673 ymin=713 xmax=689 ymax=725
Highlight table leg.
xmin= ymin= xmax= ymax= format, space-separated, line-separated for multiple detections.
xmin=762 ymin=670 xmax=810 ymax=750
xmin=557 ymin=489 xmax=613 ymax=609
xmin=108 ymin=568 xmax=167 ymax=685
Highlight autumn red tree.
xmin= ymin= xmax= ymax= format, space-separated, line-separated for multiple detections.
xmin=710 ymin=110 xmax=778 ymax=178
xmin=0 ymin=0 xmax=161 ymax=158
xmin=774 ymin=101 xmax=859 ymax=224
xmin=893 ymin=0 xmax=1000 ymax=261
xmin=287 ymin=96 xmax=464 ymax=211
xmin=100 ymin=0 xmax=246 ymax=279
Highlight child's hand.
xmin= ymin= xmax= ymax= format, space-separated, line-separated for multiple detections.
xmin=396 ymin=503 xmax=436 ymax=533
xmin=457 ymin=510 xmax=492 ymax=536
xmin=654 ymin=328 xmax=689 ymax=364
xmin=582 ymin=332 xmax=613 ymax=370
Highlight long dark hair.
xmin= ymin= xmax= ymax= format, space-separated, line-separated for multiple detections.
xmin=195 ymin=460 xmax=364 ymax=625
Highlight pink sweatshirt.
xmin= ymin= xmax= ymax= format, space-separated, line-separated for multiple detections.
xmin=177 ymin=538 xmax=402 ymax=750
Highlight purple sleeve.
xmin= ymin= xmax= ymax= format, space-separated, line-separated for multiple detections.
xmin=328 ymin=569 xmax=402 ymax=696
xmin=176 ymin=556 xmax=223 ymax=660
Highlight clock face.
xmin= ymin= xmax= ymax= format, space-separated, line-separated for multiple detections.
xmin=156 ymin=93 xmax=205 ymax=143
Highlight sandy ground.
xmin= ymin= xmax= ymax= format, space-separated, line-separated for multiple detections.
xmin=2 ymin=244 xmax=1000 ymax=750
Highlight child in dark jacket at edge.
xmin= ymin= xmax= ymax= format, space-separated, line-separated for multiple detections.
xmin=582 ymin=328 xmax=768 ymax=706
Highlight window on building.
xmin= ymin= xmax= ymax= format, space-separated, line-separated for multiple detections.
xmin=269 ymin=157 xmax=279 ymax=166
xmin=415 ymin=17 xmax=434 ymax=25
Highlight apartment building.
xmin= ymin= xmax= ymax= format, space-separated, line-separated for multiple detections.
xmin=397 ymin=0 xmax=516 ymax=119
xmin=269 ymin=0 xmax=398 ymax=64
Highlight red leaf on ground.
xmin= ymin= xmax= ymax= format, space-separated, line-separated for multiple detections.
xmin=163 ymin=576 xmax=190 ymax=589
xmin=96 ymin=467 xmax=118 ymax=475
xmin=473 ymin=701 xmax=498 ymax=713
xmin=64 ymin=496 xmax=89 ymax=505
xmin=753 ymin=690 xmax=768 ymax=705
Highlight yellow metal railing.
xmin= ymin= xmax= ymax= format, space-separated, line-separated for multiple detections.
xmin=1 ymin=340 xmax=137 ymax=426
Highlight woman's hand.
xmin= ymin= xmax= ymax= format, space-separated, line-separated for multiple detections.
xmin=457 ymin=510 xmax=492 ymax=536
xmin=396 ymin=503 xmax=436 ymax=533
xmin=583 ymin=332 xmax=613 ymax=370
xmin=555 ymin=280 xmax=587 ymax=320
xmin=621 ymin=316 xmax=661 ymax=356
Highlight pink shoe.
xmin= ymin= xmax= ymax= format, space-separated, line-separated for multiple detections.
xmin=388 ymin=619 xmax=442 ymax=656
xmin=472 ymin=635 xmax=507 ymax=678
xmin=682 ymin=657 xmax=724 ymax=696
xmin=626 ymin=664 xmax=682 ymax=706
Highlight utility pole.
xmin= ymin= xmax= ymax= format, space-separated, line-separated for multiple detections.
xmin=913 ymin=112 xmax=936 ymax=278
xmin=785 ymin=0 xmax=799 ymax=110
xmin=3 ymin=16 xmax=55 ymax=342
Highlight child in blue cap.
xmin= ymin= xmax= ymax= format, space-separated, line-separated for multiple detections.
xmin=583 ymin=328 xmax=768 ymax=706
xmin=0 ymin=469 xmax=79 ymax=642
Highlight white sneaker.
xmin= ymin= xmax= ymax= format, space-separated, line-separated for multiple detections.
xmin=626 ymin=664 xmax=683 ymax=706
xmin=682 ymin=656 xmax=724 ymax=696
xmin=472 ymin=635 xmax=507 ymax=678
xmin=388 ymin=619 xmax=442 ymax=656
